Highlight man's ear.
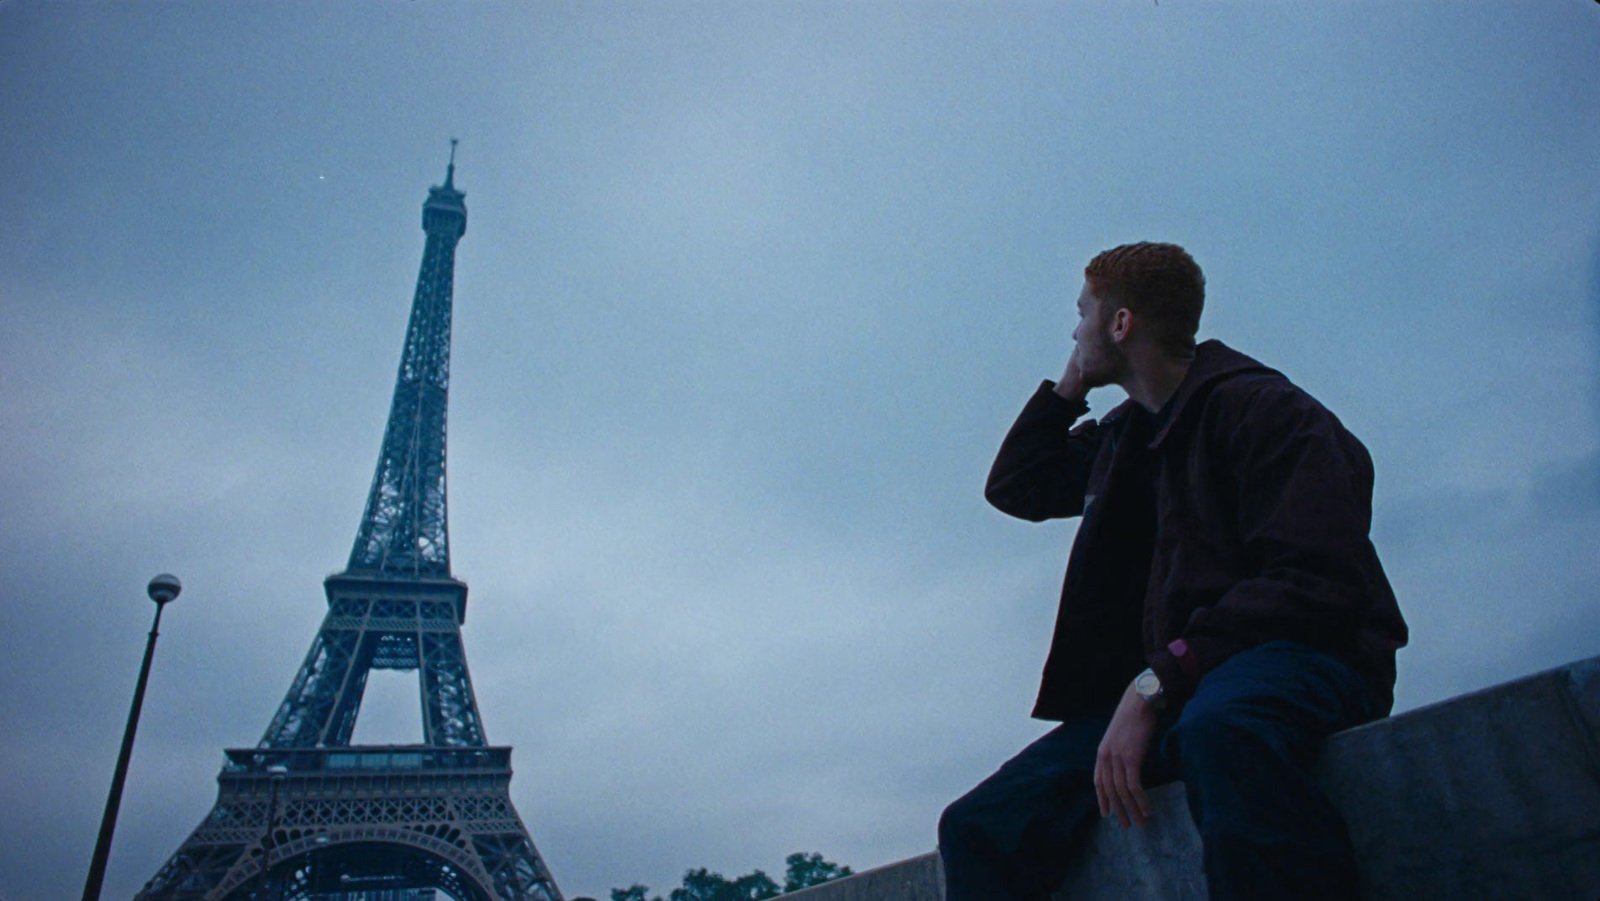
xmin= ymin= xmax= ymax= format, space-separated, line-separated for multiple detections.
xmin=1110 ymin=307 xmax=1134 ymax=343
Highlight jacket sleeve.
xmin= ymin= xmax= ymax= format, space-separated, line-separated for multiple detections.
xmin=985 ymin=380 xmax=1101 ymax=522
xmin=1148 ymin=383 xmax=1380 ymax=704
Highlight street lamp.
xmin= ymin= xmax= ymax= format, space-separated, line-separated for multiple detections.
xmin=81 ymin=573 xmax=182 ymax=901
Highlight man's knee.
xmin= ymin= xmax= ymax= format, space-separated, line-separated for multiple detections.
xmin=1165 ymin=697 xmax=1282 ymax=776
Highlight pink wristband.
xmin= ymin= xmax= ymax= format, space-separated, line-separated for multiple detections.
xmin=1168 ymin=638 xmax=1200 ymax=680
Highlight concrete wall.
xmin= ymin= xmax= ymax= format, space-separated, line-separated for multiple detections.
xmin=781 ymin=654 xmax=1600 ymax=901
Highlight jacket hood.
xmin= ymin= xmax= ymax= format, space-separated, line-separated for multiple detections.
xmin=1148 ymin=340 xmax=1280 ymax=450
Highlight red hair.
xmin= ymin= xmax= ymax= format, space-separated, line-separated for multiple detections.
xmin=1084 ymin=242 xmax=1205 ymax=354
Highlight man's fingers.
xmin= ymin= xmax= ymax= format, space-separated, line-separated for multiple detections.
xmin=1096 ymin=751 xmax=1158 ymax=829
xmin=1129 ymin=765 xmax=1153 ymax=822
xmin=1093 ymin=759 xmax=1110 ymax=819
xmin=1106 ymin=757 xmax=1133 ymax=828
xmin=1120 ymin=759 xmax=1151 ymax=826
xmin=1107 ymin=788 xmax=1130 ymax=828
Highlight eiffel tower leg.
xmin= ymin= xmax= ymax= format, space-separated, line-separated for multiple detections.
xmin=133 ymin=787 xmax=263 ymax=901
xmin=260 ymin=626 xmax=361 ymax=750
xmin=423 ymin=631 xmax=486 ymax=747
xmin=472 ymin=833 xmax=561 ymax=901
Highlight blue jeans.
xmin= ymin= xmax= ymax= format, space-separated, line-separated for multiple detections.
xmin=939 ymin=641 xmax=1374 ymax=901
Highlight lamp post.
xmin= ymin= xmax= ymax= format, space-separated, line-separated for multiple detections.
xmin=81 ymin=573 xmax=182 ymax=901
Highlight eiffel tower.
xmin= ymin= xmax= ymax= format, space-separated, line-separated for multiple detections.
xmin=135 ymin=147 xmax=565 ymax=901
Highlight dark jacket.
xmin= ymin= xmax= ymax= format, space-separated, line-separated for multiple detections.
xmin=987 ymin=340 xmax=1408 ymax=720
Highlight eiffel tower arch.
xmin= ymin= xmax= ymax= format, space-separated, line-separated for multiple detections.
xmin=135 ymin=147 xmax=564 ymax=901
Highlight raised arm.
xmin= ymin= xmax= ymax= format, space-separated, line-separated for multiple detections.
xmin=984 ymin=379 xmax=1107 ymax=522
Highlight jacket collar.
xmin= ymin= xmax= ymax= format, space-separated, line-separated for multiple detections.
xmin=1148 ymin=340 xmax=1279 ymax=450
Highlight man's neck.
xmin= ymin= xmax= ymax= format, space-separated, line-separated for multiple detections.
xmin=1119 ymin=350 xmax=1193 ymax=413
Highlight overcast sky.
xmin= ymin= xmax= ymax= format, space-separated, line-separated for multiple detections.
xmin=2 ymin=3 xmax=1597 ymax=900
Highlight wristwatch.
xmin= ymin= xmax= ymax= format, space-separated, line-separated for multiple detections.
xmin=1134 ymin=668 xmax=1165 ymax=708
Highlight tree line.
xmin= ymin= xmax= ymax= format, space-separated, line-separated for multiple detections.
xmin=601 ymin=852 xmax=853 ymax=901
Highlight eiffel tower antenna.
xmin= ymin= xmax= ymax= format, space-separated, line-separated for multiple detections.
xmin=136 ymin=149 xmax=564 ymax=901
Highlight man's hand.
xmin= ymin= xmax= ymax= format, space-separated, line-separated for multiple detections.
xmin=1094 ymin=678 xmax=1163 ymax=828
xmin=1053 ymin=346 xmax=1089 ymax=401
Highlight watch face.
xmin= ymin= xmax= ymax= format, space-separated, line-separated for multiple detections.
xmin=1135 ymin=670 xmax=1162 ymax=699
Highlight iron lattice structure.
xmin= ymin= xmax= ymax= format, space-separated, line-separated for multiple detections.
xmin=135 ymin=153 xmax=564 ymax=901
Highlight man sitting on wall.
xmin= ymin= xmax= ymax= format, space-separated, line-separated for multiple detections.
xmin=939 ymin=242 xmax=1408 ymax=900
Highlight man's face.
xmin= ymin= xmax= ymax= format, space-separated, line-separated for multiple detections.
xmin=1072 ymin=282 xmax=1125 ymax=388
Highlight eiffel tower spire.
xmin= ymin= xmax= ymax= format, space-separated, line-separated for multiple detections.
xmin=347 ymin=142 xmax=465 ymax=580
xmin=135 ymin=150 xmax=564 ymax=901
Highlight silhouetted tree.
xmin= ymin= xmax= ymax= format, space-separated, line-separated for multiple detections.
xmin=612 ymin=853 xmax=850 ymax=901
xmin=782 ymin=853 xmax=853 ymax=892
xmin=667 ymin=867 xmax=779 ymax=901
